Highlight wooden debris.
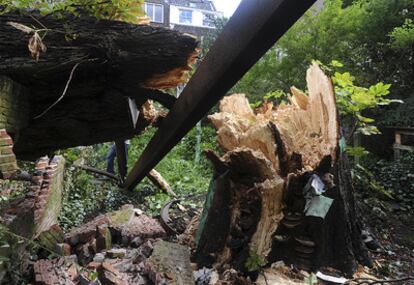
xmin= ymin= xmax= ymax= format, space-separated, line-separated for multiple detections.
xmin=256 ymin=267 xmax=307 ymax=285
xmin=147 ymin=169 xmax=176 ymax=196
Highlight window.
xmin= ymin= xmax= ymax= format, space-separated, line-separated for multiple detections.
xmin=179 ymin=9 xmax=193 ymax=25
xmin=203 ymin=13 xmax=215 ymax=27
xmin=144 ymin=3 xmax=163 ymax=23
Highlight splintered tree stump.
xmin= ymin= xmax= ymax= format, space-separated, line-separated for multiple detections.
xmin=195 ymin=64 xmax=370 ymax=276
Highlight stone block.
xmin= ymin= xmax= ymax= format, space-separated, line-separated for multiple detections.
xmin=119 ymin=215 xmax=166 ymax=244
xmin=96 ymin=224 xmax=112 ymax=252
xmin=144 ymin=240 xmax=194 ymax=285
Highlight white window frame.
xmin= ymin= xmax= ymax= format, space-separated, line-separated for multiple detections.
xmin=144 ymin=2 xmax=164 ymax=23
xmin=179 ymin=9 xmax=193 ymax=25
xmin=202 ymin=12 xmax=216 ymax=28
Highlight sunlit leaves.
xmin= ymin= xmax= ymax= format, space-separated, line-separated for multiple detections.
xmin=0 ymin=0 xmax=145 ymax=24
xmin=389 ymin=19 xmax=414 ymax=49
xmin=330 ymin=60 xmax=344 ymax=68
xmin=331 ymin=62 xmax=401 ymax=136
xmin=346 ymin=146 xmax=369 ymax=158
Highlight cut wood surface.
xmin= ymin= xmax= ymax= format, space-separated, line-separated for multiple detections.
xmin=196 ymin=64 xmax=369 ymax=276
xmin=0 ymin=10 xmax=198 ymax=159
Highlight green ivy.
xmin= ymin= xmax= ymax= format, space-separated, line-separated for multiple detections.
xmin=356 ymin=153 xmax=414 ymax=212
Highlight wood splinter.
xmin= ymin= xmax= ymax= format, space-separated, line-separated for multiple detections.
xmin=195 ymin=64 xmax=370 ymax=276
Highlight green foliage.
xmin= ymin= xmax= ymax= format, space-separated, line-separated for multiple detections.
xmin=379 ymin=96 xmax=414 ymax=127
xmin=389 ymin=19 xmax=414 ymax=49
xmin=250 ymin=90 xmax=288 ymax=109
xmin=0 ymin=0 xmax=145 ymax=24
xmin=245 ymin=250 xmax=266 ymax=272
xmin=59 ymin=146 xmax=139 ymax=231
xmin=0 ymin=224 xmax=45 ymax=284
xmin=233 ymin=0 xmax=414 ymax=112
xmin=200 ymin=17 xmax=228 ymax=56
xmin=356 ymin=153 xmax=414 ymax=212
xmin=353 ymin=163 xmax=394 ymax=200
xmin=57 ymin=122 xmax=218 ymax=228
xmin=330 ymin=60 xmax=402 ymax=137
xmin=128 ymin=125 xmax=218 ymax=199
xmin=346 ymin=146 xmax=369 ymax=158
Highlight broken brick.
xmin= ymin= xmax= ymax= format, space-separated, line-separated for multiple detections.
xmin=144 ymin=241 xmax=194 ymax=285
xmin=98 ymin=262 xmax=128 ymax=285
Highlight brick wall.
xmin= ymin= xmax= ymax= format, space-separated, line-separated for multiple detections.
xmin=0 ymin=76 xmax=29 ymax=138
xmin=2 ymin=155 xmax=65 ymax=238
xmin=0 ymin=129 xmax=18 ymax=179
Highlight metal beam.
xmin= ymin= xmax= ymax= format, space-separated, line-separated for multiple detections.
xmin=124 ymin=0 xmax=316 ymax=191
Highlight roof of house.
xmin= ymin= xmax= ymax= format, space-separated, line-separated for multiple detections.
xmin=169 ymin=0 xmax=215 ymax=11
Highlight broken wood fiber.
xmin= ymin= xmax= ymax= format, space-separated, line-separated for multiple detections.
xmin=195 ymin=64 xmax=370 ymax=276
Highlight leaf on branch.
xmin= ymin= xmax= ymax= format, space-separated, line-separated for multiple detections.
xmin=358 ymin=125 xmax=381 ymax=136
xmin=7 ymin=21 xmax=34 ymax=34
xmin=28 ymin=32 xmax=47 ymax=61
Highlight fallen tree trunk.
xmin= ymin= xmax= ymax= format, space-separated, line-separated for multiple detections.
xmin=195 ymin=64 xmax=371 ymax=276
xmin=0 ymin=10 xmax=198 ymax=159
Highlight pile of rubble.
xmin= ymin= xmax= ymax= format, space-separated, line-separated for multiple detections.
xmin=27 ymin=203 xmax=330 ymax=285
xmin=31 ymin=204 xmax=179 ymax=284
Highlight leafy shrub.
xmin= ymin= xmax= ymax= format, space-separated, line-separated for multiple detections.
xmin=128 ymin=125 xmax=218 ymax=196
xmin=356 ymin=153 xmax=414 ymax=212
xmin=58 ymin=123 xmax=218 ymax=228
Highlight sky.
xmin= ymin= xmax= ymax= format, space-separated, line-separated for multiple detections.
xmin=213 ymin=0 xmax=242 ymax=17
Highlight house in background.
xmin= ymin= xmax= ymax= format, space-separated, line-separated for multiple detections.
xmin=143 ymin=0 xmax=222 ymax=38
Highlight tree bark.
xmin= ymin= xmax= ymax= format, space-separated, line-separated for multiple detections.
xmin=195 ymin=64 xmax=371 ymax=277
xmin=0 ymin=10 xmax=198 ymax=159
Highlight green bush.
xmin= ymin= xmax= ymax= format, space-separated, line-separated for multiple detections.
xmin=356 ymin=153 xmax=414 ymax=212
xmin=58 ymin=123 xmax=219 ymax=228
xmin=128 ymin=125 xmax=218 ymax=196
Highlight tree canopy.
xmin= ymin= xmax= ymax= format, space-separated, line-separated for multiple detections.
xmin=233 ymin=0 xmax=414 ymax=111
